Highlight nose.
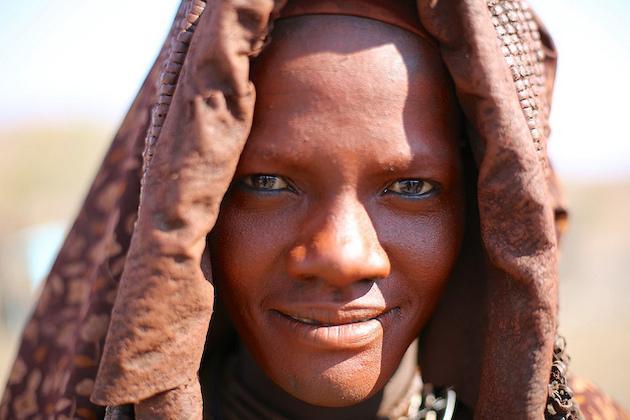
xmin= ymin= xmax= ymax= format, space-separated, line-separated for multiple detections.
xmin=287 ymin=195 xmax=391 ymax=288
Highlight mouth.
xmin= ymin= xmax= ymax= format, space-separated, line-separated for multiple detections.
xmin=270 ymin=307 xmax=400 ymax=350
xmin=282 ymin=312 xmax=387 ymax=326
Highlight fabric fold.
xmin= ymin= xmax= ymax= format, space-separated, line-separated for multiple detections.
xmin=0 ymin=1 xmax=597 ymax=419
xmin=416 ymin=1 xmax=558 ymax=417
xmin=92 ymin=1 xmax=287 ymax=415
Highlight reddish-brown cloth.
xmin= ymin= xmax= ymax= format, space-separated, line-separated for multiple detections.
xmin=2 ymin=1 xmax=626 ymax=419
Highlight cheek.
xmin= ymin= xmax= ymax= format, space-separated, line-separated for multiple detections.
xmin=376 ymin=196 xmax=465 ymax=322
xmin=209 ymin=201 xmax=298 ymax=300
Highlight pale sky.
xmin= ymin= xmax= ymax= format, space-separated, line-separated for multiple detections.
xmin=1 ymin=0 xmax=629 ymax=181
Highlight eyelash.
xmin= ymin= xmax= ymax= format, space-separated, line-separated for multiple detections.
xmin=240 ymin=174 xmax=436 ymax=198
xmin=240 ymin=174 xmax=295 ymax=193
xmin=382 ymin=179 xmax=436 ymax=198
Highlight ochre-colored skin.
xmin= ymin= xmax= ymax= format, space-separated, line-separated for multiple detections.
xmin=210 ymin=15 xmax=465 ymax=409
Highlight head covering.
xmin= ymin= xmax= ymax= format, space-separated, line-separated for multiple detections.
xmin=0 ymin=0 xmax=587 ymax=419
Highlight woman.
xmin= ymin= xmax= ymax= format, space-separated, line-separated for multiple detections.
xmin=1 ymin=0 xmax=626 ymax=419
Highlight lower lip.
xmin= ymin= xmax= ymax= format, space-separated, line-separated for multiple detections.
xmin=270 ymin=308 xmax=398 ymax=350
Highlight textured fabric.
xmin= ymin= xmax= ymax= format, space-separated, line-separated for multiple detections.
xmin=92 ymin=1 xmax=287 ymax=418
xmin=0 ymin=0 xmax=626 ymax=419
xmin=417 ymin=1 xmax=558 ymax=416
xmin=0 ymin=2 xmax=190 ymax=417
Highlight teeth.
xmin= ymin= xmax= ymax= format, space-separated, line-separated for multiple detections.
xmin=291 ymin=316 xmax=319 ymax=325
xmin=290 ymin=315 xmax=374 ymax=325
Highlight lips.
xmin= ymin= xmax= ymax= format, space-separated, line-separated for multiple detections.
xmin=282 ymin=309 xmax=386 ymax=326
xmin=270 ymin=306 xmax=399 ymax=350
xmin=287 ymin=314 xmax=375 ymax=325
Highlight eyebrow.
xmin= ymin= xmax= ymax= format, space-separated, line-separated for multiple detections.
xmin=240 ymin=139 xmax=459 ymax=180
xmin=237 ymin=145 xmax=318 ymax=177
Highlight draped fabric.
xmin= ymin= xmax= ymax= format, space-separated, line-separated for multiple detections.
xmin=2 ymin=0 xmax=619 ymax=418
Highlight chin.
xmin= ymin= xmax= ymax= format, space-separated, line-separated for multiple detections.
xmin=266 ymin=346 xmax=393 ymax=408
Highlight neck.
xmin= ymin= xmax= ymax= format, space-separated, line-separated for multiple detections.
xmin=231 ymin=341 xmax=419 ymax=420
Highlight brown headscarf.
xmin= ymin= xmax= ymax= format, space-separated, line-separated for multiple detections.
xmin=0 ymin=0 xmax=594 ymax=419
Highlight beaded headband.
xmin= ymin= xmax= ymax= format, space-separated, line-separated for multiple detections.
xmin=278 ymin=0 xmax=437 ymax=47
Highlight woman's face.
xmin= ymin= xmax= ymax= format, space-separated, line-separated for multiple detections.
xmin=210 ymin=16 xmax=465 ymax=407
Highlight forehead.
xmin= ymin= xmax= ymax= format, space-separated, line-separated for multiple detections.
xmin=245 ymin=15 xmax=459 ymax=168
xmin=252 ymin=15 xmax=448 ymax=100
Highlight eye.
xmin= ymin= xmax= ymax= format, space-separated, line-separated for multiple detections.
xmin=241 ymin=174 xmax=291 ymax=192
xmin=384 ymin=179 xmax=435 ymax=197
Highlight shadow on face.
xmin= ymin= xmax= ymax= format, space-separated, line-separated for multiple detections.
xmin=209 ymin=14 xmax=465 ymax=408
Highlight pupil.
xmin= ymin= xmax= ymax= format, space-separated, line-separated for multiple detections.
xmin=258 ymin=176 xmax=275 ymax=189
xmin=402 ymin=180 xmax=420 ymax=193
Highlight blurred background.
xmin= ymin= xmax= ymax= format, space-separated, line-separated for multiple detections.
xmin=1 ymin=0 xmax=629 ymax=410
